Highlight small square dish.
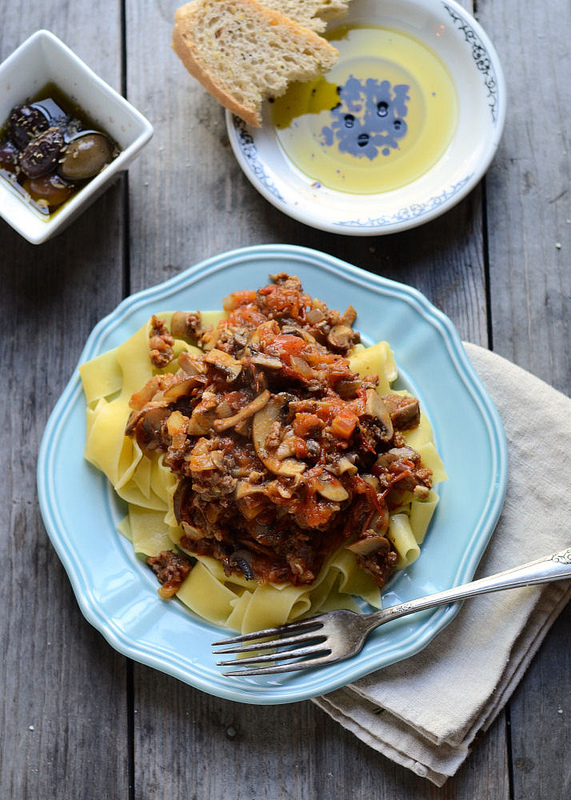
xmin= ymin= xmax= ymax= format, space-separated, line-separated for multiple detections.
xmin=226 ymin=0 xmax=506 ymax=236
xmin=0 ymin=30 xmax=153 ymax=244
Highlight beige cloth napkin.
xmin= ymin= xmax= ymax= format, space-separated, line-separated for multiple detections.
xmin=313 ymin=343 xmax=571 ymax=786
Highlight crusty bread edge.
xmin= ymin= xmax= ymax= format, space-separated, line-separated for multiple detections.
xmin=171 ymin=22 xmax=262 ymax=126
xmin=171 ymin=0 xmax=339 ymax=128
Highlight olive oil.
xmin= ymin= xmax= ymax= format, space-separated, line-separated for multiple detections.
xmin=0 ymin=82 xmax=119 ymax=217
xmin=272 ymin=26 xmax=458 ymax=195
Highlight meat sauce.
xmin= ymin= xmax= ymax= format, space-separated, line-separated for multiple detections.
xmin=126 ymin=274 xmax=432 ymax=591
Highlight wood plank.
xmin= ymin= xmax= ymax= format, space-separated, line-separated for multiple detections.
xmin=133 ymin=664 xmax=509 ymax=800
xmin=476 ymin=0 xmax=571 ymax=796
xmin=124 ymin=1 xmax=512 ymax=797
xmin=508 ymin=603 xmax=571 ymax=795
xmin=0 ymin=4 xmax=129 ymax=798
xmin=479 ymin=0 xmax=571 ymax=395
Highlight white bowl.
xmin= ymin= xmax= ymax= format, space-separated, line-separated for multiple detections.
xmin=226 ymin=0 xmax=506 ymax=236
xmin=0 ymin=30 xmax=154 ymax=244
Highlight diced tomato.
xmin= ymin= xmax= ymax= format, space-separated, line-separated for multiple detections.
xmin=330 ymin=410 xmax=359 ymax=439
xmin=293 ymin=413 xmax=325 ymax=438
xmin=267 ymin=334 xmax=306 ymax=359
xmin=224 ymin=305 xmax=267 ymax=328
xmin=222 ymin=290 xmax=257 ymax=311
xmin=299 ymin=494 xmax=335 ymax=528
xmin=258 ymin=285 xmax=308 ymax=317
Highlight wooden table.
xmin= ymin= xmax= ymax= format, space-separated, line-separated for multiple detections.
xmin=2 ymin=1 xmax=569 ymax=797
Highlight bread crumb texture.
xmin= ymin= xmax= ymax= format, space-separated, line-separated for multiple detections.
xmin=172 ymin=0 xmax=339 ymax=125
xmin=261 ymin=0 xmax=350 ymax=32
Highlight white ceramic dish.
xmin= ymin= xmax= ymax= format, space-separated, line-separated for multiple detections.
xmin=0 ymin=30 xmax=153 ymax=244
xmin=37 ymin=245 xmax=508 ymax=704
xmin=226 ymin=0 xmax=506 ymax=235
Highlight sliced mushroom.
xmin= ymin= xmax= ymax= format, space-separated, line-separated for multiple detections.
xmin=368 ymin=508 xmax=390 ymax=536
xmin=178 ymin=351 xmax=207 ymax=376
xmin=275 ymin=435 xmax=297 ymax=460
xmin=186 ymin=407 xmax=217 ymax=436
xmin=359 ymin=473 xmax=380 ymax=493
xmin=305 ymin=307 xmax=325 ymax=324
xmin=364 ymin=389 xmax=394 ymax=441
xmin=249 ymin=353 xmax=283 ymax=369
xmin=173 ymin=478 xmax=193 ymax=523
xmin=289 ymin=356 xmax=314 ymax=379
xmin=162 ymin=375 xmax=204 ymax=402
xmin=181 ymin=521 xmax=205 ymax=541
xmin=170 ymin=311 xmax=202 ymax=342
xmin=335 ymin=377 xmax=361 ymax=399
xmin=235 ymin=480 xmax=268 ymax=500
xmin=374 ymin=451 xmax=399 ymax=471
xmin=128 ymin=376 xmax=164 ymax=412
xmin=313 ymin=473 xmax=349 ymax=502
xmin=281 ymin=324 xmax=317 ymax=343
xmin=228 ymin=550 xmax=257 ymax=581
xmin=346 ymin=533 xmax=391 ymax=556
xmin=382 ymin=394 xmax=421 ymax=430
xmin=327 ymin=324 xmax=357 ymax=351
xmin=204 ymin=348 xmax=242 ymax=381
xmin=252 ymin=395 xmax=306 ymax=476
xmin=125 ymin=396 xmax=168 ymax=434
xmin=271 ymin=458 xmax=306 ymax=476
xmin=327 ymin=456 xmax=358 ymax=476
xmin=213 ymin=389 xmax=270 ymax=433
xmin=252 ymin=395 xmax=284 ymax=458
xmin=130 ymin=406 xmax=171 ymax=452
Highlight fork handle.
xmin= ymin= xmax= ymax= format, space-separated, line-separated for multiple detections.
xmin=365 ymin=547 xmax=571 ymax=630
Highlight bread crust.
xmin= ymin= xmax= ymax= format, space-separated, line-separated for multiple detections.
xmin=171 ymin=12 xmax=261 ymax=126
xmin=171 ymin=0 xmax=338 ymax=127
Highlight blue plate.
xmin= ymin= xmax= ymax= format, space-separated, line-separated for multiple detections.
xmin=37 ymin=245 xmax=508 ymax=704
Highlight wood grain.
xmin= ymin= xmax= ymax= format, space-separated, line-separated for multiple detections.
xmin=478 ymin=0 xmax=571 ymax=395
xmin=125 ymin=2 xmax=503 ymax=799
xmin=476 ymin=0 xmax=571 ymax=797
xmin=0 ymin=3 xmax=129 ymax=798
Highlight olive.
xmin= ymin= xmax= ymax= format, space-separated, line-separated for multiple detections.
xmin=8 ymin=104 xmax=49 ymax=149
xmin=19 ymin=128 xmax=65 ymax=178
xmin=58 ymin=131 xmax=116 ymax=181
xmin=31 ymin=98 xmax=69 ymax=128
xmin=0 ymin=140 xmax=20 ymax=174
xmin=32 ymin=99 xmax=82 ymax=141
xmin=24 ymin=173 xmax=73 ymax=209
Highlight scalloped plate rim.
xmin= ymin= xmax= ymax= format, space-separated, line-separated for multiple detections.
xmin=37 ymin=244 xmax=508 ymax=704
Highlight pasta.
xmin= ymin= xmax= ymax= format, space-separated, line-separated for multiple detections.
xmin=80 ymin=275 xmax=446 ymax=633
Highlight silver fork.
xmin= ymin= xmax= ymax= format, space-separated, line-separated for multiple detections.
xmin=212 ymin=547 xmax=571 ymax=676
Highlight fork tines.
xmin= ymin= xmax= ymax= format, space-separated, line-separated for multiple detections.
xmin=212 ymin=617 xmax=329 ymax=676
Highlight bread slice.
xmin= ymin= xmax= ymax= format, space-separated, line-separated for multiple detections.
xmin=261 ymin=0 xmax=350 ymax=33
xmin=172 ymin=0 xmax=339 ymax=126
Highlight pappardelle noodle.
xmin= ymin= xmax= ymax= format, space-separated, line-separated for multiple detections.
xmin=80 ymin=274 xmax=446 ymax=633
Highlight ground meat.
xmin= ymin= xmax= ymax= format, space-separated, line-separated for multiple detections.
xmin=357 ymin=549 xmax=399 ymax=587
xmin=128 ymin=275 xmax=433 ymax=590
xmin=146 ymin=550 xmax=192 ymax=598
xmin=148 ymin=315 xmax=174 ymax=368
